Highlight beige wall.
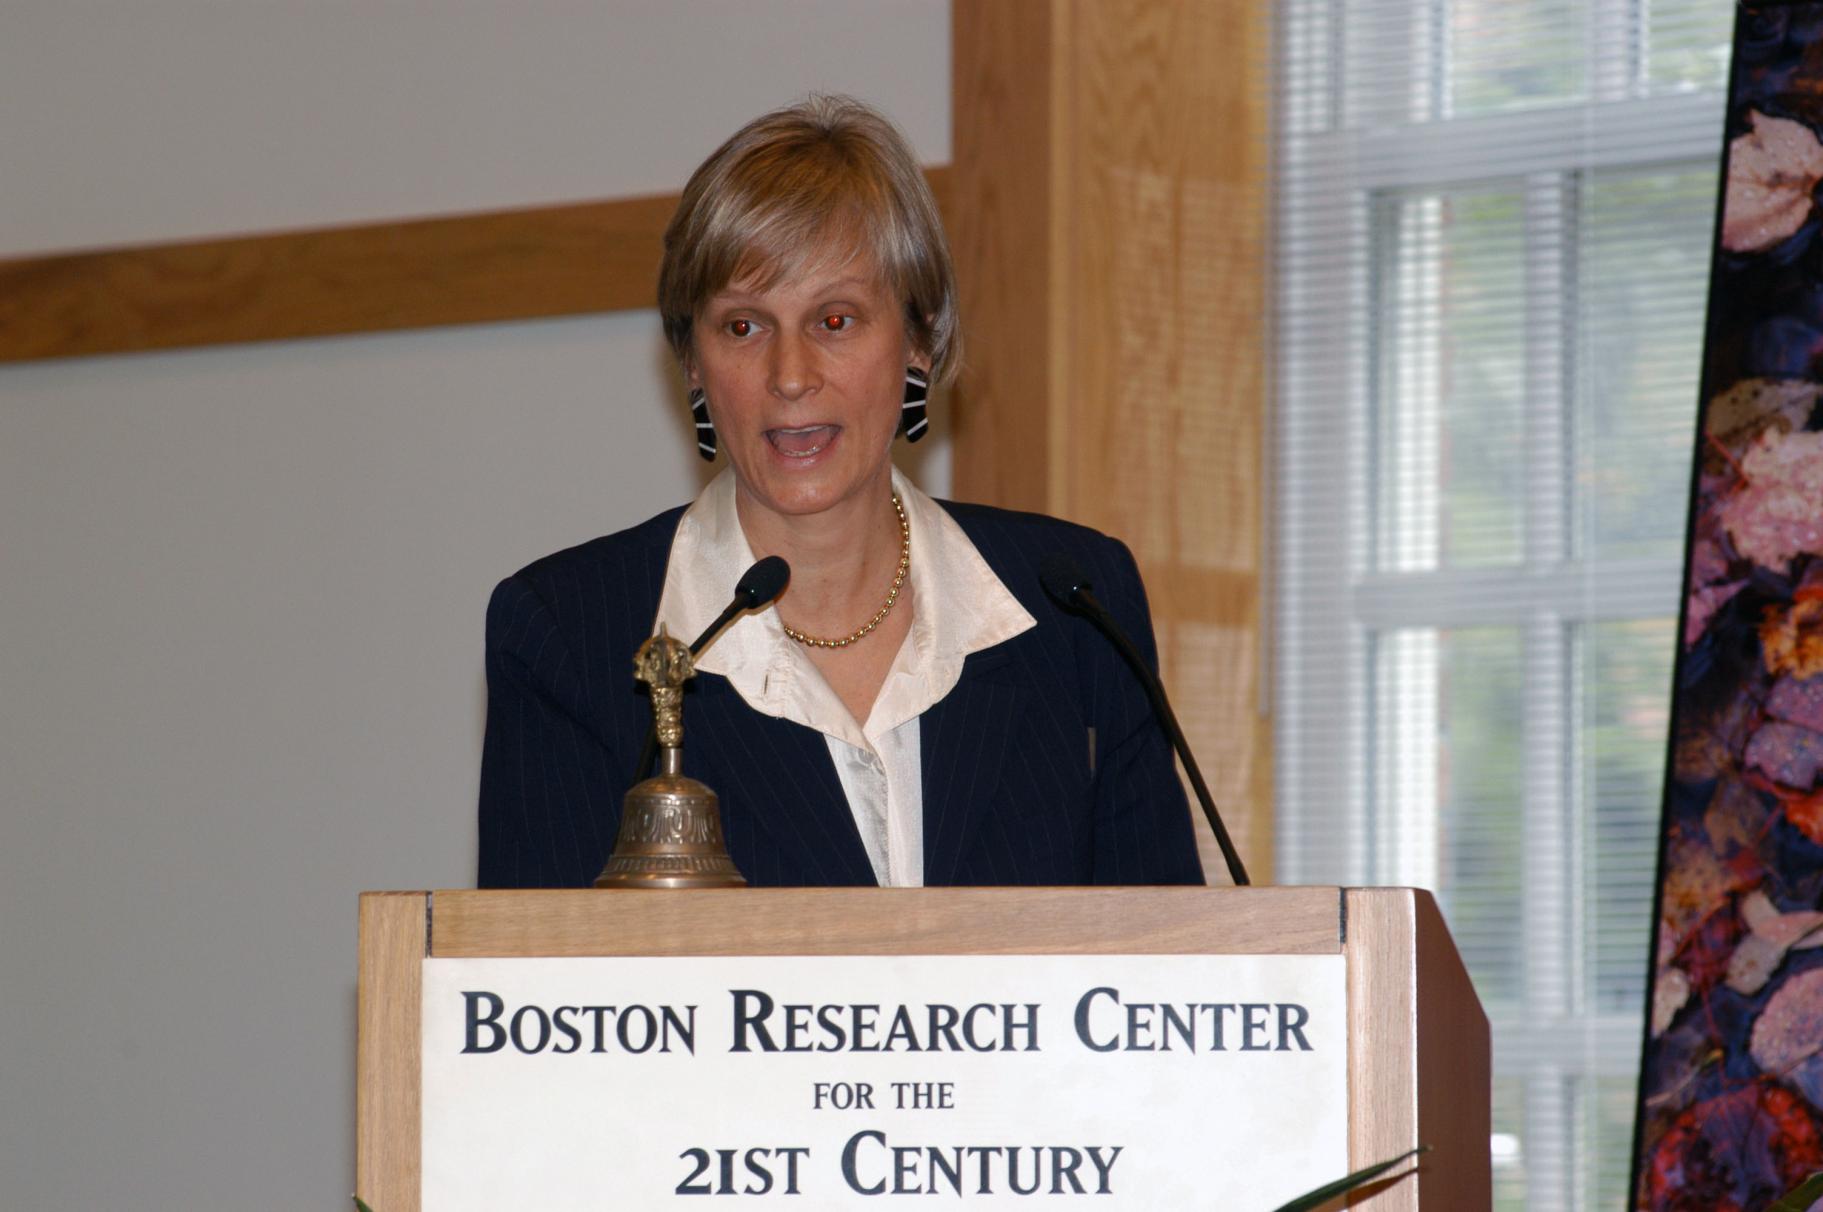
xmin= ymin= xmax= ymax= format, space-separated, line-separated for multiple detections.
xmin=0 ymin=4 xmax=948 ymax=1206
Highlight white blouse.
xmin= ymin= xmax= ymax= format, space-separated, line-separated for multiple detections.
xmin=652 ymin=467 xmax=1034 ymax=886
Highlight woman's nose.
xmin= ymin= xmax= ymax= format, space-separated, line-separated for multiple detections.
xmin=768 ymin=332 xmax=820 ymax=400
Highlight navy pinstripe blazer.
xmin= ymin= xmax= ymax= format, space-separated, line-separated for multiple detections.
xmin=477 ymin=501 xmax=1204 ymax=889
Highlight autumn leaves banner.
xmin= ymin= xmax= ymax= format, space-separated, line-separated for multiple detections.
xmin=1634 ymin=6 xmax=1823 ymax=1205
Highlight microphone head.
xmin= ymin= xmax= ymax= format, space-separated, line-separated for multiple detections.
xmin=736 ymin=555 xmax=791 ymax=609
xmin=1038 ymin=553 xmax=1092 ymax=608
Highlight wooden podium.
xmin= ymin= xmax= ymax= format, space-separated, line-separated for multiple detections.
xmin=357 ymin=886 xmax=1489 ymax=1209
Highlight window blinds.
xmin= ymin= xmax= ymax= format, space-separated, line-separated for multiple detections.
xmin=1272 ymin=2 xmax=1731 ymax=1206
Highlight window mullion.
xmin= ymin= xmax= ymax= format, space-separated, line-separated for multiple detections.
xmin=1591 ymin=0 xmax=1645 ymax=100
xmin=1519 ymin=616 xmax=1574 ymax=1208
xmin=1519 ymin=169 xmax=1576 ymax=1211
xmin=1307 ymin=91 xmax=1727 ymax=192
xmin=1524 ymin=172 xmax=1572 ymax=567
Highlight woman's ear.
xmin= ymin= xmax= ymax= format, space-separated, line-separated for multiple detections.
xmin=912 ymin=314 xmax=939 ymax=377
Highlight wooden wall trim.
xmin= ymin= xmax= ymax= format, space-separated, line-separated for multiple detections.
xmin=949 ymin=0 xmax=1060 ymax=513
xmin=0 ymin=168 xmax=952 ymax=365
xmin=0 ymin=194 xmax=673 ymax=364
xmin=952 ymin=0 xmax=1272 ymax=880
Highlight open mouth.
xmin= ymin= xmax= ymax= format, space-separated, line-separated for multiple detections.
xmin=765 ymin=425 xmax=841 ymax=458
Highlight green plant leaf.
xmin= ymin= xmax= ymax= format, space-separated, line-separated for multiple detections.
xmin=353 ymin=1199 xmax=377 ymax=1212
xmin=1768 ymin=1171 xmax=1823 ymax=1212
xmin=1267 ymin=1146 xmax=1429 ymax=1212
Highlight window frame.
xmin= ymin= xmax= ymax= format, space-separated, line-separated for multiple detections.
xmin=1271 ymin=0 xmax=1726 ymax=1203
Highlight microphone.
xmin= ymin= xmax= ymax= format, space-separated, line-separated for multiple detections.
xmin=1039 ymin=553 xmax=1252 ymax=886
xmin=689 ymin=555 xmax=790 ymax=656
xmin=634 ymin=556 xmax=791 ymax=781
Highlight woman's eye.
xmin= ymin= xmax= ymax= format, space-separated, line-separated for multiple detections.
xmin=728 ymin=318 xmax=754 ymax=338
xmin=820 ymin=313 xmax=851 ymax=332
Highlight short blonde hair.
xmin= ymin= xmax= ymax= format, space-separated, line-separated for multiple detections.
xmin=657 ymin=96 xmax=960 ymax=388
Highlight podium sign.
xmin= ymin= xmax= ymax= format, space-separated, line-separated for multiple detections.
xmin=421 ymin=953 xmax=1347 ymax=1208
xmin=358 ymin=887 xmax=1491 ymax=1210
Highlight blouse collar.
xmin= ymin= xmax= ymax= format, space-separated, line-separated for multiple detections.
xmin=652 ymin=467 xmax=1035 ymax=748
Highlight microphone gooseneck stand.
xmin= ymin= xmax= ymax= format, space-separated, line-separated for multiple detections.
xmin=1039 ymin=553 xmax=1251 ymax=887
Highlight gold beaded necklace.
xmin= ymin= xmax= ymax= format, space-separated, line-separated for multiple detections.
xmin=780 ymin=494 xmax=910 ymax=649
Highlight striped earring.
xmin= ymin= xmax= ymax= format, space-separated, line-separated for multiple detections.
xmin=900 ymin=366 xmax=930 ymax=443
xmin=689 ymin=387 xmax=717 ymax=461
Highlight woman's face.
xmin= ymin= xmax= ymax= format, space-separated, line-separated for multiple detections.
xmin=689 ymin=254 xmax=922 ymax=523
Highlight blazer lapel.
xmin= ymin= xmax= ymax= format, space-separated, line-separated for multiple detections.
xmin=689 ymin=674 xmax=878 ymax=885
xmin=920 ymin=647 xmax=1029 ymax=885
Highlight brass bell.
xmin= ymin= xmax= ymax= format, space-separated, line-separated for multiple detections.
xmin=595 ymin=627 xmax=746 ymax=889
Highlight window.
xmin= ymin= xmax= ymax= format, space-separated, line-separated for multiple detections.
xmin=1273 ymin=2 xmax=1732 ymax=1206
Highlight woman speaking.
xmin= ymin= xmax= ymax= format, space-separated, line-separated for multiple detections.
xmin=478 ymin=97 xmax=1202 ymax=889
